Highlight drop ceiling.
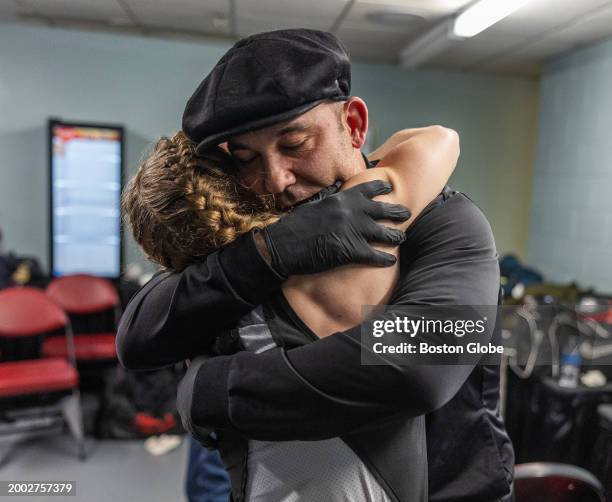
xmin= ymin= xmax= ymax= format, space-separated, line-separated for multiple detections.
xmin=3 ymin=0 xmax=612 ymax=75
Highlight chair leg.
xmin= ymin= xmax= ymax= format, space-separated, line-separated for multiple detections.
xmin=60 ymin=390 xmax=87 ymax=461
xmin=0 ymin=435 xmax=21 ymax=467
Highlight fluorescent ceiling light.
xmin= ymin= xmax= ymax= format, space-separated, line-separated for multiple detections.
xmin=453 ymin=0 xmax=532 ymax=38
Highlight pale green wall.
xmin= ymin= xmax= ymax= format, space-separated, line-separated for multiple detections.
xmin=0 ymin=22 xmax=539 ymax=273
xmin=352 ymin=67 xmax=539 ymax=261
xmin=528 ymin=35 xmax=612 ymax=292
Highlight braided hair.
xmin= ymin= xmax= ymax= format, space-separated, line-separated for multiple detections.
xmin=122 ymin=131 xmax=278 ymax=270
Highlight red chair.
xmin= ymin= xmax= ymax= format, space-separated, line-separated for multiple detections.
xmin=43 ymin=274 xmax=120 ymax=362
xmin=514 ymin=463 xmax=605 ymax=502
xmin=0 ymin=287 xmax=85 ymax=460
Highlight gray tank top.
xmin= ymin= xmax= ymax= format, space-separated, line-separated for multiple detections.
xmin=237 ymin=306 xmax=392 ymax=502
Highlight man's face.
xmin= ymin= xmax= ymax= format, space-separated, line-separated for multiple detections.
xmin=227 ymin=103 xmax=359 ymax=209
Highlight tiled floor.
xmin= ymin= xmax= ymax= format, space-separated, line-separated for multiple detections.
xmin=0 ymin=432 xmax=188 ymax=502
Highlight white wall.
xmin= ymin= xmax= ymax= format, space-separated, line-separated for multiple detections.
xmin=0 ymin=22 xmax=539 ymax=273
xmin=528 ymin=35 xmax=612 ymax=292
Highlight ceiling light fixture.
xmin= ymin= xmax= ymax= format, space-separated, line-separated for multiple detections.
xmin=453 ymin=0 xmax=533 ymax=38
xmin=400 ymin=0 xmax=535 ymax=68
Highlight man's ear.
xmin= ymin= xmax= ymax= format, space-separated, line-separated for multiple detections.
xmin=343 ymin=97 xmax=368 ymax=149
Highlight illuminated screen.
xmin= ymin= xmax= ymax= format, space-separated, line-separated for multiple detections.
xmin=49 ymin=121 xmax=123 ymax=278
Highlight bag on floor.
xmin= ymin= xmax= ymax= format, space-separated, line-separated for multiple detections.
xmin=97 ymin=364 xmax=185 ymax=439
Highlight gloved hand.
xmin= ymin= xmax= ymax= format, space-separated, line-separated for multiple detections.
xmin=260 ymin=179 xmax=411 ymax=278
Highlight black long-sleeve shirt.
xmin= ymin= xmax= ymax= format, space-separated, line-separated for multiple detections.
xmin=116 ymin=187 xmax=514 ymax=501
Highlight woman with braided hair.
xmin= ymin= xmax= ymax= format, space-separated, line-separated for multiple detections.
xmin=123 ymin=122 xmax=459 ymax=501
xmin=124 ymin=123 xmax=458 ymax=335
xmin=122 ymin=131 xmax=279 ymax=272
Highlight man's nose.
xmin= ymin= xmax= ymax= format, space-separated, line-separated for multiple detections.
xmin=262 ymin=156 xmax=296 ymax=195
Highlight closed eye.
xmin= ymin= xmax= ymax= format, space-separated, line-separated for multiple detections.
xmin=232 ymin=153 xmax=258 ymax=165
xmin=281 ymin=140 xmax=307 ymax=151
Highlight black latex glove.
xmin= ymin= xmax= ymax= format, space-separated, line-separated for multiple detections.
xmin=260 ymin=179 xmax=411 ymax=278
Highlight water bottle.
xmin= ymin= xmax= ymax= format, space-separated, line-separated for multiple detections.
xmin=559 ymin=350 xmax=582 ymax=388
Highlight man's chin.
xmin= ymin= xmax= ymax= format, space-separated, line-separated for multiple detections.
xmin=292 ymin=181 xmax=343 ymax=208
xmin=284 ymin=192 xmax=320 ymax=209
xmin=278 ymin=182 xmax=342 ymax=210
xmin=278 ymin=192 xmax=316 ymax=210
xmin=296 ymin=192 xmax=323 ymax=206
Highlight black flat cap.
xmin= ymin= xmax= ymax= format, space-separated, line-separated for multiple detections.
xmin=182 ymin=29 xmax=351 ymax=154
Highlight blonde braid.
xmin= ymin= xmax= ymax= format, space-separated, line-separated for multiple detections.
xmin=122 ymin=131 xmax=278 ymax=270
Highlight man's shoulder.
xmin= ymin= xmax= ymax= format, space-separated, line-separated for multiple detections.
xmin=394 ymin=187 xmax=500 ymax=304
xmin=403 ymin=186 xmax=496 ymax=254
xmin=414 ymin=186 xmax=487 ymax=223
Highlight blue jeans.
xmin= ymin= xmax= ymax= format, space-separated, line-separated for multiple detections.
xmin=185 ymin=436 xmax=231 ymax=502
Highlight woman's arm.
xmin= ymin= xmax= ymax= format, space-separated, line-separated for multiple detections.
xmin=282 ymin=125 xmax=461 ymax=337
xmin=366 ymin=127 xmax=431 ymax=163
xmin=350 ymin=125 xmax=460 ymax=232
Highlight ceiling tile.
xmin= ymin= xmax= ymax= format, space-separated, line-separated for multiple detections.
xmin=427 ymin=0 xmax=612 ymax=71
xmin=0 ymin=1 xmax=20 ymax=21
xmin=4 ymin=0 xmax=612 ymax=75
xmin=336 ymin=26 xmax=420 ymax=63
xmin=235 ymin=0 xmax=347 ymax=35
xmin=353 ymin=0 xmax=471 ymax=16
xmin=125 ymin=0 xmax=230 ymax=33
xmin=341 ymin=1 xmax=438 ymax=34
xmin=488 ymin=2 xmax=612 ymax=67
xmin=17 ymin=0 xmax=125 ymax=22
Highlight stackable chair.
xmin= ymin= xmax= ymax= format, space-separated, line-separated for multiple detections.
xmin=43 ymin=274 xmax=120 ymax=366
xmin=0 ymin=287 xmax=86 ymax=461
xmin=514 ymin=463 xmax=605 ymax=502
xmin=591 ymin=404 xmax=612 ymax=501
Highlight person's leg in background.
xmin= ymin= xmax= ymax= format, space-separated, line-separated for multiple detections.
xmin=185 ymin=436 xmax=231 ymax=502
